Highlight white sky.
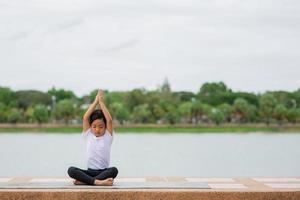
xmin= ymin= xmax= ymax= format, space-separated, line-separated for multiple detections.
xmin=0 ymin=0 xmax=300 ymax=96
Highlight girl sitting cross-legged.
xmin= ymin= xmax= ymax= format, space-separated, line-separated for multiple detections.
xmin=67 ymin=89 xmax=118 ymax=186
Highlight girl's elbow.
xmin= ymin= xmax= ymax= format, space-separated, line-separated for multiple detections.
xmin=83 ymin=115 xmax=89 ymax=120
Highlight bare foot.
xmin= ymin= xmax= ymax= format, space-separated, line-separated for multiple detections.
xmin=94 ymin=178 xmax=113 ymax=186
xmin=73 ymin=180 xmax=87 ymax=185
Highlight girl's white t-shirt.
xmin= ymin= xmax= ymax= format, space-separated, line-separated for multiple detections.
xmin=82 ymin=128 xmax=113 ymax=170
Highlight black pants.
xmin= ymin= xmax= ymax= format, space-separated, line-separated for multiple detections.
xmin=67 ymin=166 xmax=118 ymax=185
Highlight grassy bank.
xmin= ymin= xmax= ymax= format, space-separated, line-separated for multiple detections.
xmin=0 ymin=124 xmax=300 ymax=133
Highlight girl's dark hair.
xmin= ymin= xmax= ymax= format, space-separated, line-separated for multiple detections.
xmin=89 ymin=109 xmax=107 ymax=126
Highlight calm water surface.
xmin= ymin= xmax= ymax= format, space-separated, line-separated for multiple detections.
xmin=0 ymin=132 xmax=299 ymax=177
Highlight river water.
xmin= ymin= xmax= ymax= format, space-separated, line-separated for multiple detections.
xmin=0 ymin=132 xmax=299 ymax=177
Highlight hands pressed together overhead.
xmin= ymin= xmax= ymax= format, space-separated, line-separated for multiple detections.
xmin=94 ymin=89 xmax=104 ymax=104
xmin=84 ymin=88 xmax=113 ymax=134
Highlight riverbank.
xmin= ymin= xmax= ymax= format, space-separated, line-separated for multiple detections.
xmin=0 ymin=123 xmax=300 ymax=133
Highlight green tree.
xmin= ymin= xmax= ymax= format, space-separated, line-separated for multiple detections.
xmin=33 ymin=104 xmax=49 ymax=124
xmin=48 ymin=87 xmax=77 ymax=102
xmin=178 ymin=102 xmax=193 ymax=123
xmin=272 ymin=91 xmax=296 ymax=109
xmin=286 ymin=108 xmax=300 ymax=124
xmin=199 ymin=82 xmax=229 ymax=96
xmin=198 ymin=82 xmax=231 ymax=106
xmin=218 ymin=103 xmax=233 ymax=122
xmin=0 ymin=87 xmax=16 ymax=105
xmin=54 ymin=99 xmax=76 ymax=124
xmin=273 ymin=104 xmax=287 ymax=125
xmin=110 ymin=102 xmax=129 ymax=124
xmin=259 ymin=93 xmax=277 ymax=125
xmin=233 ymin=98 xmax=251 ymax=123
xmin=104 ymin=91 xmax=127 ymax=108
xmin=131 ymin=104 xmax=151 ymax=123
xmin=0 ymin=103 xmax=8 ymax=122
xmin=209 ymin=108 xmax=225 ymax=125
xmin=146 ymin=91 xmax=165 ymax=123
xmin=174 ymin=91 xmax=196 ymax=102
xmin=7 ymin=108 xmax=22 ymax=124
xmin=293 ymin=89 xmax=300 ymax=108
xmin=151 ymin=104 xmax=165 ymax=123
xmin=163 ymin=104 xmax=180 ymax=124
xmin=24 ymin=106 xmax=35 ymax=123
xmin=15 ymin=90 xmax=51 ymax=109
xmin=125 ymin=89 xmax=147 ymax=112
xmin=248 ymin=104 xmax=259 ymax=122
xmin=234 ymin=92 xmax=259 ymax=107
xmin=191 ymin=101 xmax=211 ymax=123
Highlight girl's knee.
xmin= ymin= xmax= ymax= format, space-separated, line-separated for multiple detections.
xmin=109 ymin=167 xmax=118 ymax=178
xmin=67 ymin=166 xmax=77 ymax=177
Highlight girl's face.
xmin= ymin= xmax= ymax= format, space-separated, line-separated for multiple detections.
xmin=91 ymin=119 xmax=106 ymax=137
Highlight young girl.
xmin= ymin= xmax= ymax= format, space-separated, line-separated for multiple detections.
xmin=67 ymin=89 xmax=118 ymax=186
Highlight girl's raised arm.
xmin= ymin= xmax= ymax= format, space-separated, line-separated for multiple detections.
xmin=82 ymin=94 xmax=98 ymax=133
xmin=98 ymin=90 xmax=113 ymax=135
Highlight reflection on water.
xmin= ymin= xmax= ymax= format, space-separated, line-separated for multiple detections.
xmin=0 ymin=132 xmax=299 ymax=177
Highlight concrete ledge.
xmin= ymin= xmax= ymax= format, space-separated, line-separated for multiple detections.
xmin=1 ymin=189 xmax=300 ymax=200
xmin=1 ymin=177 xmax=300 ymax=200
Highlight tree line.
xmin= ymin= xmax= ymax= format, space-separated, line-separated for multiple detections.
xmin=0 ymin=80 xmax=300 ymax=125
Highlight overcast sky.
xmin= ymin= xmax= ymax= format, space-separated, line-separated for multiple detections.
xmin=0 ymin=0 xmax=300 ymax=96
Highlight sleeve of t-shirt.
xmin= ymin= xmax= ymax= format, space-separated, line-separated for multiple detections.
xmin=82 ymin=128 xmax=91 ymax=138
xmin=106 ymin=129 xmax=114 ymax=142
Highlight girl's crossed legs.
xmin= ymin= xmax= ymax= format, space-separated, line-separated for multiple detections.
xmin=68 ymin=166 xmax=118 ymax=185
